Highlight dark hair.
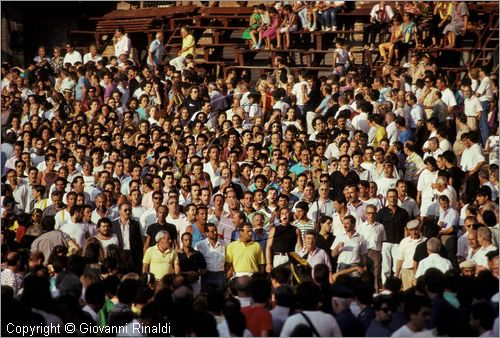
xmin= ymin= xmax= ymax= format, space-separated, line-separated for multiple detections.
xmin=296 ymin=281 xmax=321 ymax=311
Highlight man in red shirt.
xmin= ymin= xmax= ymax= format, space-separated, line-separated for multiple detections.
xmin=241 ymin=277 xmax=274 ymax=336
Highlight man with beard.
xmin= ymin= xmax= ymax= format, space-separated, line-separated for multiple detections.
xmin=60 ymin=205 xmax=89 ymax=248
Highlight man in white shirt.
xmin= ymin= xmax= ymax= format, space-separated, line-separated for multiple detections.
xmin=194 ymin=223 xmax=226 ymax=291
xmin=463 ymin=85 xmax=483 ymax=131
xmin=113 ymin=27 xmax=132 ymax=58
xmin=352 ymin=101 xmax=370 ymax=134
xmin=307 ymin=183 xmax=334 ymax=222
xmin=414 ymin=238 xmax=453 ymax=279
xmin=331 ymin=215 xmax=368 ymax=272
xmin=436 ymin=76 xmax=457 ymax=114
xmin=54 ymin=191 xmax=77 ymax=230
xmin=385 ymin=111 xmax=398 ymax=144
xmin=83 ymin=45 xmax=102 ymax=64
xmin=357 ymin=204 xmax=385 ymax=291
xmin=375 ymin=160 xmax=398 ymax=199
xmin=60 ymin=205 xmax=89 ymax=248
xmin=396 ymin=180 xmax=420 ymax=220
xmin=396 ymin=220 xmax=426 ymax=290
xmin=475 ymin=226 xmax=498 ymax=270
xmin=460 ymin=131 xmax=486 ymax=176
xmin=476 ymin=69 xmax=493 ymax=146
xmin=62 ymin=43 xmax=82 ymax=66
xmin=280 ymin=282 xmax=342 ymax=337
xmin=291 ymin=70 xmax=309 ymax=117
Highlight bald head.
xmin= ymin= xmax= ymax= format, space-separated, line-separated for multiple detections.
xmin=6 ymin=252 xmax=21 ymax=268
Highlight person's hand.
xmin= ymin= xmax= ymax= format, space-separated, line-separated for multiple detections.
xmin=266 ymin=263 xmax=273 ymax=273
xmin=335 ymin=242 xmax=344 ymax=251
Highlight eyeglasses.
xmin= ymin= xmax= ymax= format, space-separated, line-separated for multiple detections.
xmin=123 ymin=209 xmax=131 ymax=212
xmin=153 ymin=196 xmax=162 ymax=200
xmin=320 ymin=180 xmax=329 ymax=183
xmin=380 ymin=307 xmax=392 ymax=313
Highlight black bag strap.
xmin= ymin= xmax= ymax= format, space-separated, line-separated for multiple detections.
xmin=299 ymin=312 xmax=321 ymax=337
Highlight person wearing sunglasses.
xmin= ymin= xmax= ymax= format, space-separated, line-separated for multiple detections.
xmin=366 ymin=295 xmax=393 ymax=337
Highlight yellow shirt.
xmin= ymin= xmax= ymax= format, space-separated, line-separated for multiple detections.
xmin=181 ymin=34 xmax=195 ymax=57
xmin=373 ymin=126 xmax=388 ymax=148
xmin=143 ymin=246 xmax=179 ymax=280
xmin=225 ymin=240 xmax=264 ymax=274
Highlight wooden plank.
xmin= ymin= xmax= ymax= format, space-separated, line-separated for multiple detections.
xmin=100 ymin=5 xmax=197 ymax=20
xmin=199 ymin=6 xmax=253 ymax=16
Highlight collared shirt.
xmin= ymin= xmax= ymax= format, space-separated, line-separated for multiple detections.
xmin=376 ymin=207 xmax=409 ymax=244
xmin=225 ymin=240 xmax=264 ymax=274
xmin=329 ymin=170 xmax=360 ymax=200
xmin=472 ymin=244 xmax=498 ymax=267
xmin=398 ymin=235 xmax=426 ymax=268
xmin=114 ymin=35 xmax=131 ymax=57
xmin=404 ymin=152 xmax=425 ymax=183
xmin=464 ymin=95 xmax=482 ymax=117
xmin=195 ymin=238 xmax=226 ymax=272
xmin=398 ymin=196 xmax=420 ymax=219
xmin=357 ymin=221 xmax=386 ymax=251
xmin=300 ymin=247 xmax=332 ymax=271
xmin=408 ymin=104 xmax=424 ymax=129
xmin=476 ymin=76 xmax=493 ymax=102
xmin=347 ymin=200 xmax=368 ymax=222
xmin=460 ymin=144 xmax=485 ymax=172
xmin=307 ymin=198 xmax=334 ymax=223
xmin=54 ymin=209 xmax=71 ymax=230
xmin=438 ymin=207 xmax=459 ymax=230
xmin=332 ymin=210 xmax=361 ymax=238
xmin=415 ymin=253 xmax=453 ymax=278
xmin=331 ymin=231 xmax=368 ymax=265
xmin=119 ymin=220 xmax=131 ymax=250
xmin=143 ymin=246 xmax=179 ymax=280
xmin=148 ymin=39 xmax=165 ymax=66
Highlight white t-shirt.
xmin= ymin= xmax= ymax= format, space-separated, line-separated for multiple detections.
xmin=60 ymin=222 xmax=89 ymax=248
xmin=460 ymin=144 xmax=485 ymax=172
xmin=441 ymin=88 xmax=457 ymax=109
xmin=291 ymin=81 xmax=308 ymax=106
xmin=95 ymin=235 xmax=120 ymax=251
xmin=280 ymin=311 xmax=342 ymax=337
xmin=63 ymin=51 xmax=83 ymax=66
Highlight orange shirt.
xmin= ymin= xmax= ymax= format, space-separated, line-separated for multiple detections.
xmin=241 ymin=306 xmax=273 ymax=337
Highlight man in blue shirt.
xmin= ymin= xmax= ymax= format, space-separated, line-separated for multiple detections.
xmin=147 ymin=31 xmax=166 ymax=70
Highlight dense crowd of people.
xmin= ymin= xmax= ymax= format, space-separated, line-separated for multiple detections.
xmin=1 ymin=1 xmax=499 ymax=337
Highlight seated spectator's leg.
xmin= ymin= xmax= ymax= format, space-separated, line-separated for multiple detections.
xmin=276 ymin=30 xmax=282 ymax=49
xmin=363 ymin=23 xmax=372 ymax=47
xmin=379 ymin=42 xmax=391 ymax=63
xmin=369 ymin=22 xmax=382 ymax=46
xmin=284 ymin=27 xmax=290 ymax=49
xmin=313 ymin=9 xmax=318 ymax=30
xmin=169 ymin=56 xmax=185 ymax=71
xmin=319 ymin=11 xmax=328 ymax=30
xmin=330 ymin=7 xmax=341 ymax=30
xmin=298 ymin=8 xmax=309 ymax=30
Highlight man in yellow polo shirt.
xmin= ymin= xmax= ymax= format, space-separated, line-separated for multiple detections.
xmin=225 ymin=222 xmax=265 ymax=278
xmin=143 ymin=230 xmax=180 ymax=280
